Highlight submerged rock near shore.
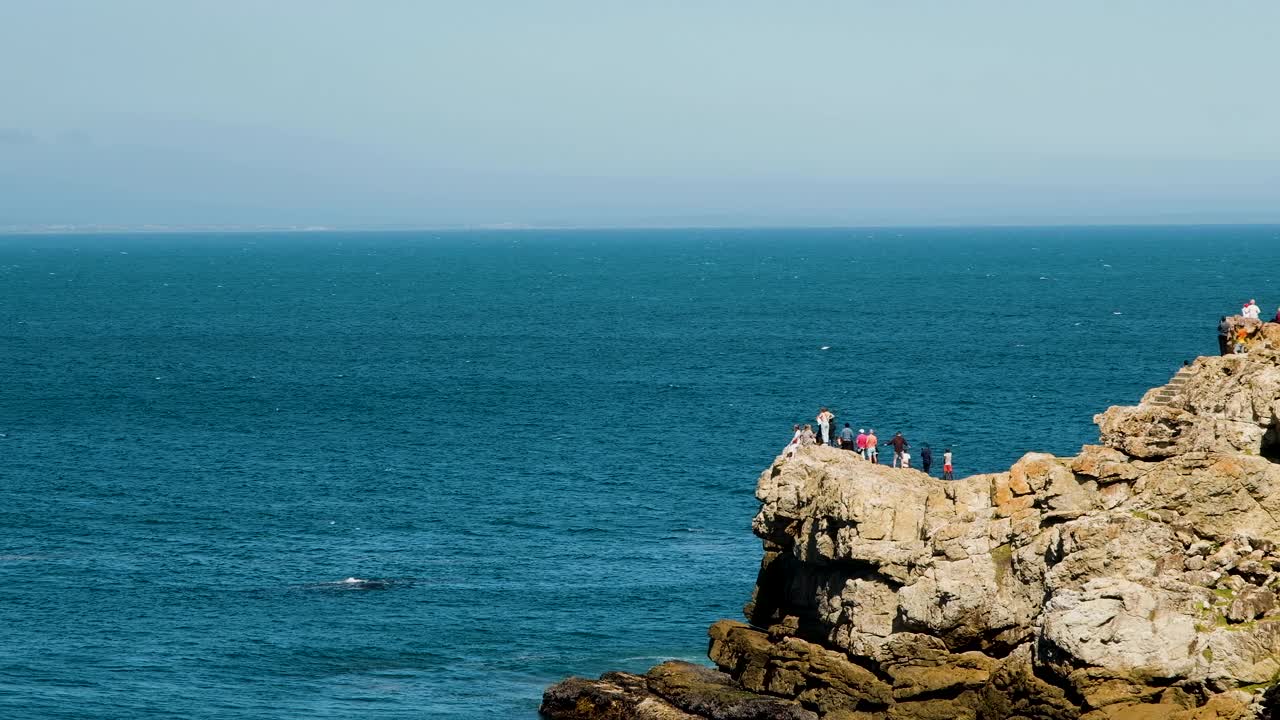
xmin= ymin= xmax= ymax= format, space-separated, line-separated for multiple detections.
xmin=544 ymin=321 xmax=1280 ymax=720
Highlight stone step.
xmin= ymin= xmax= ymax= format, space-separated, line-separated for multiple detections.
xmin=1144 ymin=365 xmax=1199 ymax=406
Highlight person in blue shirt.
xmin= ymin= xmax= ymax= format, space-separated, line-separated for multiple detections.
xmin=839 ymin=423 xmax=854 ymax=450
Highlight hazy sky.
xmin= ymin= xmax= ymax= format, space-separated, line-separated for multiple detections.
xmin=2 ymin=1 xmax=1278 ymax=227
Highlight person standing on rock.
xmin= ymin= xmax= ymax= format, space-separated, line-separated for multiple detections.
xmin=856 ymin=429 xmax=868 ymax=458
xmin=839 ymin=423 xmax=854 ymax=450
xmin=889 ymin=432 xmax=909 ymax=468
xmin=816 ymin=408 xmax=833 ymax=446
xmin=1235 ymin=326 xmax=1251 ymax=354
xmin=1242 ymin=299 xmax=1261 ymax=320
xmin=901 ymin=449 xmax=912 ymax=469
xmin=1274 ymin=307 xmax=1280 ymax=323
xmin=943 ymin=448 xmax=954 ymax=480
xmin=921 ymin=444 xmax=933 ymax=475
xmin=783 ymin=424 xmax=802 ymax=456
xmin=866 ymin=429 xmax=879 ymax=463
xmin=1218 ymin=316 xmax=1233 ymax=355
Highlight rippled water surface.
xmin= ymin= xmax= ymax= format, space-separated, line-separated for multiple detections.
xmin=3 ymin=227 xmax=1278 ymax=718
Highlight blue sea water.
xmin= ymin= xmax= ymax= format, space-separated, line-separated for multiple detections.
xmin=2 ymin=226 xmax=1279 ymax=718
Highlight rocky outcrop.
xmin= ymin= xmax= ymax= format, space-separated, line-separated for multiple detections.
xmin=543 ymin=319 xmax=1280 ymax=720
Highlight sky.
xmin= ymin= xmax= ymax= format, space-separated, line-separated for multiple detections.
xmin=2 ymin=1 xmax=1278 ymax=228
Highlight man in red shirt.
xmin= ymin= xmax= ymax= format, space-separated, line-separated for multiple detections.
xmin=890 ymin=432 xmax=909 ymax=468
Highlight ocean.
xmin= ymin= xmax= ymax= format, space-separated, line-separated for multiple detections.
xmin=3 ymin=226 xmax=1278 ymax=718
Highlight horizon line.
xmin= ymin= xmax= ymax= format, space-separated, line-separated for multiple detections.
xmin=3 ymin=220 xmax=1280 ymax=236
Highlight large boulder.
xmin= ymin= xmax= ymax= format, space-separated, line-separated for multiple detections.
xmin=544 ymin=328 xmax=1280 ymax=719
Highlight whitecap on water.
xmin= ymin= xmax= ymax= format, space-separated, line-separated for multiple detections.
xmin=303 ymin=577 xmax=406 ymax=591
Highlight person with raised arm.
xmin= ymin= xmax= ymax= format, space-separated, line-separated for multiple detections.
xmin=816 ymin=407 xmax=833 ymax=446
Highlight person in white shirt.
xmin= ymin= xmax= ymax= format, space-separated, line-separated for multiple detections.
xmin=1242 ymin=299 xmax=1261 ymax=320
xmin=783 ymin=424 xmax=802 ymax=457
xmin=901 ymin=450 xmax=912 ymax=469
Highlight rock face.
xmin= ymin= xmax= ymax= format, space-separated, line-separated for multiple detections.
xmin=543 ymin=321 xmax=1280 ymax=720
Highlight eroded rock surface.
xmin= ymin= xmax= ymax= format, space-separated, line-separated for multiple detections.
xmin=543 ymin=322 xmax=1280 ymax=719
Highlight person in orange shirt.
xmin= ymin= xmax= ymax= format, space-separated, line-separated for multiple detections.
xmin=865 ymin=429 xmax=879 ymax=464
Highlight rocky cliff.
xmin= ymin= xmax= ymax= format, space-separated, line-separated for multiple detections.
xmin=543 ymin=321 xmax=1280 ymax=720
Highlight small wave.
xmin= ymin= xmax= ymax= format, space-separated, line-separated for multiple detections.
xmin=618 ymin=655 xmax=710 ymax=665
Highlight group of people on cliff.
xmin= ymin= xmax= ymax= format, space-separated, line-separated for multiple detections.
xmin=784 ymin=408 xmax=954 ymax=479
xmin=1216 ymin=299 xmax=1280 ymax=355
